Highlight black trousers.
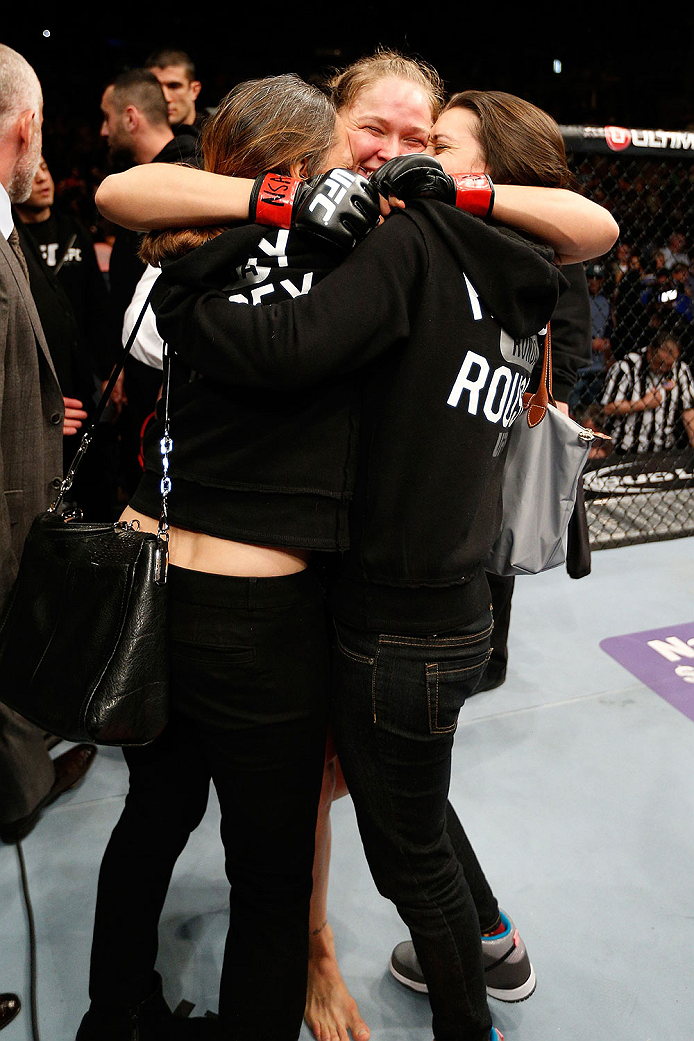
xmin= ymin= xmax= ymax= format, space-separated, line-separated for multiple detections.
xmin=332 ymin=611 xmax=496 ymax=1041
xmin=87 ymin=565 xmax=330 ymax=1041
xmin=485 ymin=573 xmax=515 ymax=680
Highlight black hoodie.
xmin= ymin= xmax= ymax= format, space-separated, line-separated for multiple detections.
xmin=147 ymin=201 xmax=563 ymax=629
xmin=131 ymin=224 xmax=362 ymax=550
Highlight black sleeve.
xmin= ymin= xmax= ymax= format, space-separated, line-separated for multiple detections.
xmin=72 ymin=221 xmax=121 ymax=379
xmin=548 ymin=262 xmax=592 ymax=402
xmin=152 ymin=213 xmax=429 ymax=389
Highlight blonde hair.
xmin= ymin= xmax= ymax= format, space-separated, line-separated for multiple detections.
xmin=140 ymin=73 xmax=337 ymax=265
xmin=326 ymin=47 xmax=444 ymax=123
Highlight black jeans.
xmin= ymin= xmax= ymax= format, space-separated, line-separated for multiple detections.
xmin=484 ymin=572 xmax=515 ymax=682
xmin=332 ymin=609 xmax=494 ymax=1041
xmin=87 ymin=565 xmax=330 ymax=1041
xmin=444 ymin=801 xmax=500 ymax=936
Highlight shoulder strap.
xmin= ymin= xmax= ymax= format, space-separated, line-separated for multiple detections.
xmin=50 ymin=282 xmax=166 ymax=511
xmin=524 ymin=324 xmax=555 ymax=428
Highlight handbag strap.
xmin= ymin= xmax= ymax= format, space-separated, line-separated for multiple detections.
xmin=53 ymin=232 xmax=77 ymax=276
xmin=524 ymin=323 xmax=555 ymax=428
xmin=49 ymin=281 xmax=173 ymax=582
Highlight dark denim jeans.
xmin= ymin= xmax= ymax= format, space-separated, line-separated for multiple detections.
xmin=87 ymin=565 xmax=330 ymax=1041
xmin=331 ymin=609 xmax=494 ymax=1041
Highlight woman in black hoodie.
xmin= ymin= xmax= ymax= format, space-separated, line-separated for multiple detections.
xmin=76 ymin=74 xmax=380 ymax=1041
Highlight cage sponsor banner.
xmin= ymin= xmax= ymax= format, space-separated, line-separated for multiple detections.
xmin=584 ymin=450 xmax=694 ymax=547
xmin=601 ymin=622 xmax=694 ymax=722
xmin=583 ymin=450 xmax=694 ymax=499
xmin=561 ymin=125 xmax=694 ymax=157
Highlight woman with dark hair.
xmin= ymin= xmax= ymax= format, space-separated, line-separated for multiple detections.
xmin=76 ymin=73 xmax=377 ymax=1041
xmin=373 ymin=90 xmax=596 ymax=1002
xmin=431 ymin=88 xmax=579 ymax=188
xmin=420 ymin=89 xmax=595 ymax=696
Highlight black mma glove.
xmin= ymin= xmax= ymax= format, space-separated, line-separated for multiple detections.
xmin=249 ymin=169 xmax=381 ymax=251
xmin=370 ymin=155 xmax=495 ymax=218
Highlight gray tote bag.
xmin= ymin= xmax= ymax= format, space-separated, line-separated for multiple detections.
xmin=485 ymin=325 xmax=608 ymax=577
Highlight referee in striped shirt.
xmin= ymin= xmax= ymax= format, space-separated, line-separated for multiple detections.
xmin=601 ymin=333 xmax=694 ymax=453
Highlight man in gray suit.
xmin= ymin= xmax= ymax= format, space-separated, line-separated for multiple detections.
xmin=0 ymin=43 xmax=96 ymax=871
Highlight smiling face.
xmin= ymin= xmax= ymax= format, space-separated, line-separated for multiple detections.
xmin=340 ymin=76 xmax=433 ymax=177
xmin=427 ymin=107 xmax=487 ymax=175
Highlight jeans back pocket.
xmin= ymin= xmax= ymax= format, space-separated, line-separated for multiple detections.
xmin=425 ymin=646 xmax=492 ymax=734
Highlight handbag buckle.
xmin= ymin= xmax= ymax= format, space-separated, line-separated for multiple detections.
xmin=154 ymin=530 xmax=169 ymax=586
xmin=61 ymin=505 xmax=84 ymax=522
xmin=114 ymin=519 xmax=141 ymax=532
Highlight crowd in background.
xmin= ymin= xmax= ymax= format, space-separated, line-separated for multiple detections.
xmin=560 ymin=157 xmax=694 ymax=456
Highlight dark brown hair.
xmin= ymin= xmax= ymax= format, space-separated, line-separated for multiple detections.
xmin=444 ymin=90 xmax=577 ymax=190
xmin=140 ymin=74 xmax=338 ymax=265
xmin=145 ymin=48 xmax=196 ymax=80
xmin=108 ymin=69 xmax=169 ymax=129
xmin=326 ymin=47 xmax=444 ymax=123
xmin=201 ymin=73 xmax=336 ymax=179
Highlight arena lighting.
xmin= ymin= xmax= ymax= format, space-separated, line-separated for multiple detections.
xmin=553 ymin=59 xmax=562 ymax=74
xmin=42 ymin=29 xmax=51 ymax=38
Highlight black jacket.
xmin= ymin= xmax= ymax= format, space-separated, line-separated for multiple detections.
xmin=534 ymin=261 xmax=591 ymax=402
xmin=13 ymin=210 xmax=95 ymax=408
xmin=150 ymin=202 xmax=563 ymax=628
xmin=131 ymin=224 xmax=360 ymax=550
xmin=19 ymin=208 xmax=119 ymax=380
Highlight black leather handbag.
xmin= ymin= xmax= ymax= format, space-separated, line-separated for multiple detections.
xmin=0 ymin=290 xmax=171 ymax=746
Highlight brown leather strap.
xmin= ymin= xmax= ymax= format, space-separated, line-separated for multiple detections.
xmin=524 ymin=324 xmax=555 ymax=428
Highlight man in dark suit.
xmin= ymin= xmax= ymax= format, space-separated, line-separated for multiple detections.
xmin=0 ymin=44 xmax=96 ymax=881
xmin=14 ymin=154 xmax=121 ymax=519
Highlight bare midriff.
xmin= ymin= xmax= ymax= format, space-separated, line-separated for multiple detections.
xmin=119 ymin=507 xmax=310 ymax=577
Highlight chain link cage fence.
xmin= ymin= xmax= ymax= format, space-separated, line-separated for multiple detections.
xmin=561 ymin=125 xmax=694 ymax=551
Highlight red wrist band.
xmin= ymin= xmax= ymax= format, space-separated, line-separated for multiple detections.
xmin=452 ymin=173 xmax=495 ymax=217
xmin=253 ymin=174 xmax=301 ymax=229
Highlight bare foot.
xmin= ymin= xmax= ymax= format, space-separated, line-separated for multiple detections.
xmin=305 ymin=922 xmax=370 ymax=1041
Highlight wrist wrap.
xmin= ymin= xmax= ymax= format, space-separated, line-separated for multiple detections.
xmin=250 ymin=173 xmax=302 ymax=229
xmin=451 ymin=173 xmax=495 ymax=218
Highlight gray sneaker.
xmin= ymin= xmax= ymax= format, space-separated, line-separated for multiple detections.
xmin=388 ymin=910 xmax=536 ymax=1003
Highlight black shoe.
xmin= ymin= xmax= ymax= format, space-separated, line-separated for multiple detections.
xmin=0 ymin=744 xmax=97 ymax=844
xmin=0 ymin=993 xmax=20 ymax=1031
xmin=76 ymin=974 xmax=218 ymax=1040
